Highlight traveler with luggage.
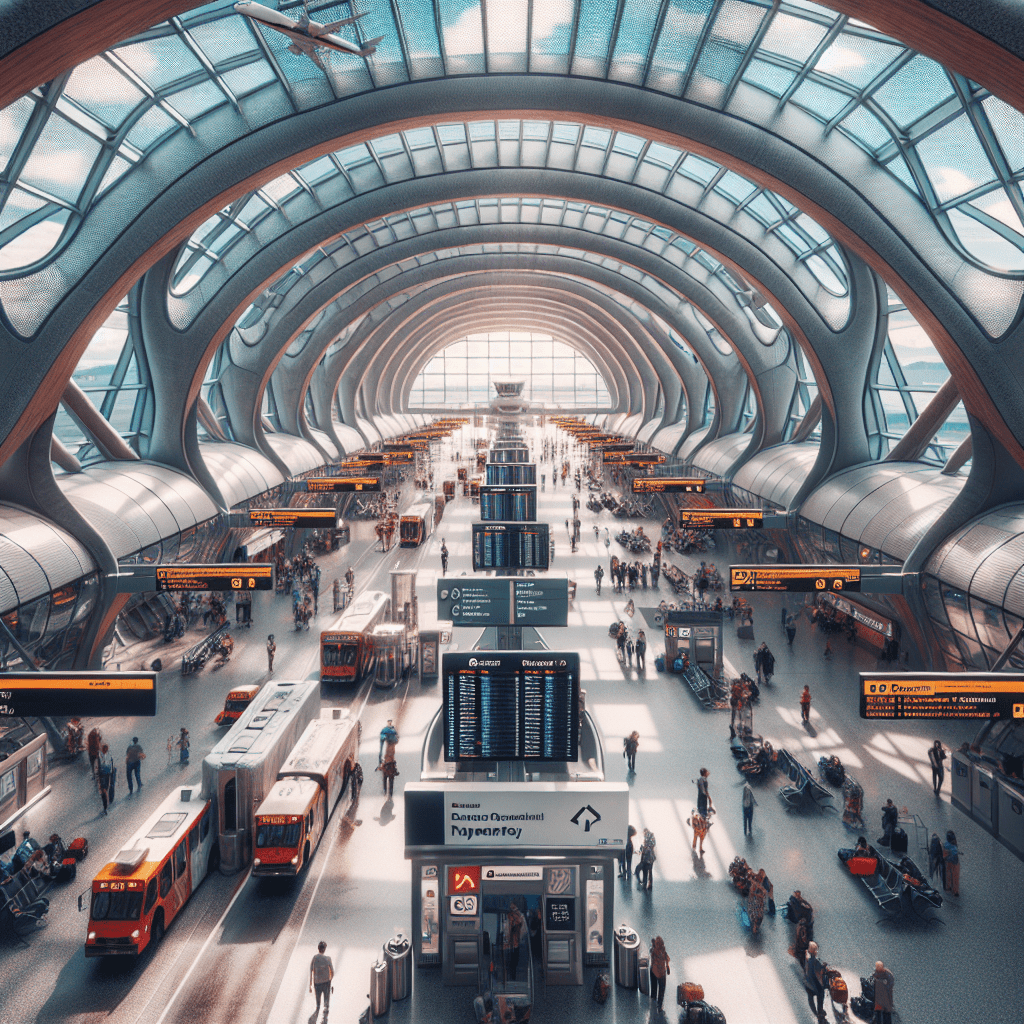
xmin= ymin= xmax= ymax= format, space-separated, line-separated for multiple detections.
xmin=649 ymin=936 xmax=670 ymax=1011
xmin=636 ymin=829 xmax=656 ymax=891
xmin=803 ymin=941 xmax=827 ymax=1021
xmin=878 ymin=798 xmax=898 ymax=846
xmin=871 ymin=960 xmax=895 ymax=1024
xmin=942 ymin=829 xmax=960 ymax=896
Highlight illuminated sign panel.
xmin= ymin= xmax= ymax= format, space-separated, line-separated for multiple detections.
xmin=602 ymin=452 xmax=666 ymax=464
xmin=730 ymin=565 xmax=861 ymax=593
xmin=632 ymin=478 xmax=705 ymax=494
xmin=340 ymin=459 xmax=384 ymax=469
xmin=860 ymin=673 xmax=1024 ymax=720
xmin=249 ymin=508 xmax=337 ymax=528
xmin=0 ymin=672 xmax=156 ymax=717
xmin=155 ymin=564 xmax=274 ymax=591
xmin=306 ymin=477 xmax=381 ymax=492
xmin=447 ymin=866 xmax=481 ymax=893
xmin=679 ymin=509 xmax=763 ymax=530
xmin=472 ymin=523 xmax=550 ymax=570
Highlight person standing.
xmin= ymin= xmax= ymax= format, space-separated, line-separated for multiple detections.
xmin=742 ymin=780 xmax=757 ymax=835
xmin=623 ymin=731 xmax=639 ymax=773
xmin=620 ymin=824 xmax=636 ymax=879
xmin=309 ymin=940 xmax=334 ymax=1018
xmin=87 ymin=727 xmax=102 ymax=777
xmin=928 ymin=740 xmax=947 ymax=795
xmin=804 ymin=941 xmax=826 ymax=1022
xmin=800 ymin=686 xmax=812 ymax=723
xmin=696 ymin=767 xmax=713 ymax=817
xmin=505 ymin=903 xmax=526 ymax=981
xmin=635 ymin=630 xmax=647 ymax=671
xmin=942 ymin=829 xmax=960 ymax=896
xmin=177 ymin=727 xmax=190 ymax=765
xmin=637 ymin=829 xmax=656 ymax=891
xmin=440 ymin=539 xmax=449 ymax=574
xmin=688 ymin=809 xmax=710 ymax=856
xmin=97 ymin=743 xmax=115 ymax=815
xmin=928 ymin=832 xmax=945 ymax=888
xmin=786 ymin=615 xmax=797 ymax=646
xmin=594 ymin=564 xmax=604 ymax=595
xmin=649 ymin=936 xmax=670 ymax=1011
xmin=267 ymin=634 xmax=276 ymax=673
xmin=871 ymin=961 xmax=895 ymax=1024
xmin=625 ymin=636 xmax=635 ymax=667
xmin=879 ymin=798 xmax=898 ymax=846
xmin=125 ymin=737 xmax=144 ymax=794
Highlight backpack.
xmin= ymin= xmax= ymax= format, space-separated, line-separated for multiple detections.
xmin=592 ymin=973 xmax=610 ymax=1004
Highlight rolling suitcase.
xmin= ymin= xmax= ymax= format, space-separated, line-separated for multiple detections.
xmin=638 ymin=944 xmax=650 ymax=995
xmin=68 ymin=838 xmax=88 ymax=861
xmin=891 ymin=826 xmax=908 ymax=854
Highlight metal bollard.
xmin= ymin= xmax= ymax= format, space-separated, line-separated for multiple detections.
xmin=369 ymin=957 xmax=390 ymax=1018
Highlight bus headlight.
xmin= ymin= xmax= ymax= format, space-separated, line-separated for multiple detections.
xmin=131 ymin=930 xmax=140 ymax=940
xmin=290 ymin=855 xmax=299 ymax=865
xmin=253 ymin=858 xmax=261 ymax=866
xmin=87 ymin=931 xmax=96 ymax=941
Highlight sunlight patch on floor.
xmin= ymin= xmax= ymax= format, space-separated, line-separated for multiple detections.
xmin=592 ymin=704 xmax=664 ymax=753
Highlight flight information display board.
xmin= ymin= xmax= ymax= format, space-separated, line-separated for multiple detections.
xmin=480 ymin=485 xmax=537 ymax=521
xmin=155 ymin=564 xmax=274 ymax=591
xmin=632 ymin=478 xmax=705 ymax=494
xmin=249 ymin=508 xmax=337 ymax=528
xmin=602 ymin=452 xmax=666 ymax=464
xmin=382 ymin=451 xmax=415 ymax=463
xmin=436 ymin=578 xmax=569 ymax=626
xmin=306 ymin=477 xmax=381 ymax=492
xmin=490 ymin=448 xmax=531 ymax=464
xmin=443 ymin=652 xmax=579 ymax=762
xmin=861 ymin=674 xmax=1024 ymax=721
xmin=340 ymin=459 xmax=384 ymax=469
xmin=486 ymin=463 xmax=537 ymax=486
xmin=472 ymin=523 xmax=550 ymax=570
xmin=0 ymin=672 xmax=157 ymax=717
xmin=730 ymin=565 xmax=861 ymax=593
xmin=679 ymin=509 xmax=763 ymax=530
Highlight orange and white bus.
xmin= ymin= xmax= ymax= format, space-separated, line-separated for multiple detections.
xmin=252 ymin=709 xmax=361 ymax=877
xmin=399 ymin=500 xmax=434 ymax=546
xmin=85 ymin=786 xmax=215 ymax=957
xmin=320 ymin=590 xmax=391 ymax=684
xmin=214 ymin=683 xmax=261 ymax=726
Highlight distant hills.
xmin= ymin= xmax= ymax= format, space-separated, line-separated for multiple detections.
xmin=899 ymin=359 xmax=949 ymax=388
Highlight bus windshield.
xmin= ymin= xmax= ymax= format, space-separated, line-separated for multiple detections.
xmin=323 ymin=643 xmax=358 ymax=667
xmin=91 ymin=889 xmax=144 ymax=921
xmin=224 ymin=699 xmax=252 ymax=713
xmin=256 ymin=823 xmax=301 ymax=848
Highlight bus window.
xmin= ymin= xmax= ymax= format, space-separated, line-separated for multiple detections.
xmin=200 ymin=810 xmax=210 ymax=842
xmin=223 ymin=778 xmax=237 ymax=831
xmin=144 ymin=879 xmax=157 ymax=916
xmin=91 ymin=889 xmax=144 ymax=921
xmin=159 ymin=861 xmax=172 ymax=899
xmin=189 ymin=825 xmax=200 ymax=854
xmin=174 ymin=840 xmax=187 ymax=880
xmin=256 ymin=822 xmax=301 ymax=848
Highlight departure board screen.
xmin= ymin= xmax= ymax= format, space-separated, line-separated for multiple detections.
xmin=472 ymin=523 xmax=550 ymax=570
xmin=632 ymin=478 xmax=705 ymax=494
xmin=602 ymin=452 xmax=666 ymax=464
xmin=249 ymin=508 xmax=337 ymax=528
xmin=443 ymin=652 xmax=579 ymax=762
xmin=490 ymin=448 xmax=531 ymax=464
xmin=155 ymin=564 xmax=274 ymax=591
xmin=679 ymin=509 xmax=763 ymax=530
xmin=306 ymin=477 xmax=381 ymax=492
xmin=861 ymin=674 xmax=1024 ymax=720
xmin=480 ymin=486 xmax=537 ymax=521
xmin=730 ymin=565 xmax=861 ymax=593
xmin=0 ymin=672 xmax=156 ymax=717
xmin=486 ymin=463 xmax=537 ymax=486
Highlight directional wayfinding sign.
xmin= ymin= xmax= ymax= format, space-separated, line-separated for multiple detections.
xmin=249 ymin=508 xmax=337 ymax=528
xmin=437 ymin=577 xmax=569 ymax=626
xmin=632 ymin=478 xmax=705 ymax=494
xmin=306 ymin=476 xmax=381 ymax=492
xmin=861 ymin=673 xmax=1024 ymax=721
xmin=680 ymin=509 xmax=764 ymax=529
xmin=0 ymin=672 xmax=157 ymax=717
xmin=730 ymin=565 xmax=861 ymax=593
xmin=155 ymin=564 xmax=274 ymax=591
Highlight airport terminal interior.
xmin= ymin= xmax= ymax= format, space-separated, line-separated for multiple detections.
xmin=2 ymin=1 xmax=1024 ymax=1022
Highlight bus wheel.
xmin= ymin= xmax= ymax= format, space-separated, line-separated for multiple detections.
xmin=151 ymin=913 xmax=165 ymax=946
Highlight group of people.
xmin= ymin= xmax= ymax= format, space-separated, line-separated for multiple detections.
xmin=612 ymin=623 xmax=647 ymax=670
xmin=85 ymin=729 xmax=158 ymax=815
xmin=728 ymin=856 xmax=775 ymax=934
xmin=606 ymin=554 xmax=659 ymax=592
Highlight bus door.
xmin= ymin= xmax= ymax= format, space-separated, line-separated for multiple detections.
xmin=188 ymin=809 xmax=209 ymax=887
xmin=171 ymin=836 xmax=191 ymax=912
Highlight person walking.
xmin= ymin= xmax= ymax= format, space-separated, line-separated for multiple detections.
xmin=177 ymin=727 xmax=190 ymax=765
xmin=871 ymin=961 xmax=895 ymax=1024
xmin=942 ymin=829 xmax=960 ymax=896
xmin=267 ymin=634 xmax=276 ymax=673
xmin=594 ymin=564 xmax=603 ymax=595
xmin=696 ymin=767 xmax=713 ymax=817
xmin=803 ymin=941 xmax=827 ymax=1022
xmin=928 ymin=832 xmax=945 ymax=888
xmin=786 ymin=615 xmax=797 ymax=646
xmin=619 ymin=824 xmax=636 ymax=879
xmin=87 ymin=727 xmax=102 ymax=777
xmin=928 ymin=739 xmax=947 ymax=795
xmin=781 ymin=605 xmax=788 ymax=630
xmin=688 ymin=809 xmax=710 ymax=856
xmin=125 ymin=737 xmax=144 ymax=794
xmin=635 ymin=630 xmax=647 ymax=671
xmin=649 ymin=936 xmax=670 ymax=1011
xmin=440 ymin=539 xmax=449 ymax=574
xmin=379 ymin=720 xmax=399 ymax=764
xmin=623 ymin=731 xmax=639 ymax=773
xmin=309 ymin=940 xmax=334 ymax=1019
xmin=800 ymin=686 xmax=812 ymax=723
xmin=742 ymin=780 xmax=757 ymax=835
xmin=879 ymin=798 xmax=898 ymax=846
xmin=625 ymin=636 xmax=635 ymax=667
xmin=97 ymin=743 xmax=115 ymax=815
xmin=636 ymin=829 xmax=656 ymax=891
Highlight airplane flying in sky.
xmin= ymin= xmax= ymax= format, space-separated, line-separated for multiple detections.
xmin=234 ymin=1 xmax=383 ymax=69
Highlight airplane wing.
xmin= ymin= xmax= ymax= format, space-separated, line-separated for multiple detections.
xmin=321 ymin=13 xmax=366 ymax=33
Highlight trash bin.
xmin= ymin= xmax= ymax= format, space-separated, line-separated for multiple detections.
xmin=384 ymin=932 xmax=412 ymax=1001
xmin=613 ymin=923 xmax=640 ymax=989
xmin=369 ymin=957 xmax=390 ymax=1017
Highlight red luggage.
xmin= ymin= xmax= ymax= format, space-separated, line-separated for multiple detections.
xmin=678 ymin=982 xmax=705 ymax=1004
xmin=830 ymin=977 xmax=848 ymax=1004
xmin=847 ymin=856 xmax=877 ymax=876
xmin=57 ymin=857 xmax=77 ymax=883
xmin=68 ymin=837 xmax=88 ymax=861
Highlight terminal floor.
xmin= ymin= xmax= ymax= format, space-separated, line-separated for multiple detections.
xmin=3 ymin=432 xmax=1022 ymax=1024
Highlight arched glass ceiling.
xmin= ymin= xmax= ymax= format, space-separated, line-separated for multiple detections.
xmin=409 ymin=334 xmax=612 ymax=409
xmin=1 ymin=0 xmax=1021 ymax=285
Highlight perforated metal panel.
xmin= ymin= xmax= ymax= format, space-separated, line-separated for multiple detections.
xmin=263 ymin=435 xmax=325 ymax=476
xmin=971 ymin=539 xmax=1024 ymax=608
xmin=200 ymin=443 xmax=285 ymax=507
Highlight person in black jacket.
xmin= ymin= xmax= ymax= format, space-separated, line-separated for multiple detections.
xmin=879 ymin=799 xmax=898 ymax=846
xmin=619 ymin=825 xmax=636 ymax=878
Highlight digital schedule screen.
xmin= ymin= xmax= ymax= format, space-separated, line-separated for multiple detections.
xmin=486 ymin=463 xmax=537 ymax=486
xmin=861 ymin=674 xmax=1024 ymax=720
xmin=490 ymin=448 xmax=531 ymax=464
xmin=0 ymin=672 xmax=157 ymax=717
xmin=155 ymin=564 xmax=274 ymax=591
xmin=306 ymin=477 xmax=381 ymax=492
xmin=679 ymin=509 xmax=763 ymax=530
xmin=443 ymin=652 xmax=580 ymax=762
xmin=632 ymin=478 xmax=705 ymax=494
xmin=480 ymin=486 xmax=537 ymax=522
xmin=249 ymin=508 xmax=337 ymax=528
xmin=545 ymin=898 xmax=576 ymax=931
xmin=730 ymin=565 xmax=861 ymax=593
xmin=472 ymin=523 xmax=550 ymax=570
xmin=603 ymin=452 xmax=666 ymax=464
